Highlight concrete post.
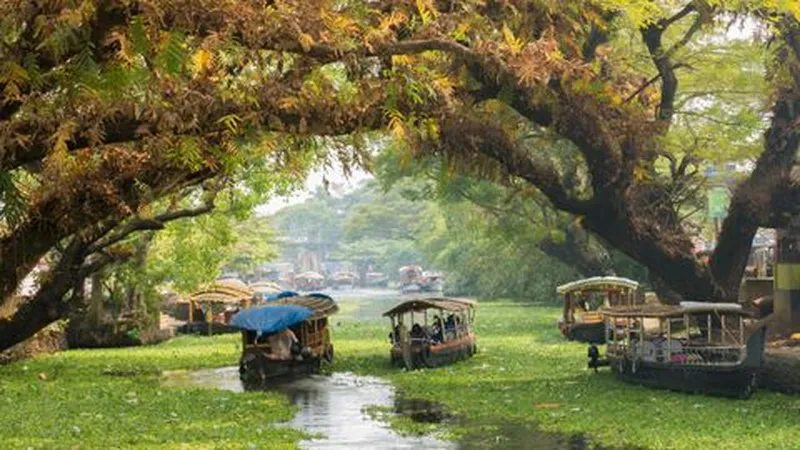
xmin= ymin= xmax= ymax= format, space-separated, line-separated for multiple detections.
xmin=775 ymin=225 xmax=800 ymax=331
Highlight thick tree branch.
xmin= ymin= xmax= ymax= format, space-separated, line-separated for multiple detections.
xmin=86 ymin=194 xmax=217 ymax=254
xmin=438 ymin=113 xmax=593 ymax=216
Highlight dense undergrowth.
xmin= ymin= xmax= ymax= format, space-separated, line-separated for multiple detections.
xmin=331 ymin=298 xmax=800 ymax=450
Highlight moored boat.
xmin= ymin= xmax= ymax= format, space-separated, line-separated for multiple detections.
xmin=556 ymin=276 xmax=641 ymax=343
xmin=383 ymin=297 xmax=477 ymax=370
xmin=590 ymin=302 xmax=770 ymax=399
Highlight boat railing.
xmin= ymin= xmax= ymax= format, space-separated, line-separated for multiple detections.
xmin=610 ymin=341 xmax=746 ymax=366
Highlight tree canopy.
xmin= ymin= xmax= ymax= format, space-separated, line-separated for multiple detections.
xmin=1 ymin=0 xmax=799 ymax=349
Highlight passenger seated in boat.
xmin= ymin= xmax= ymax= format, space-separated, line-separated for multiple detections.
xmin=389 ymin=324 xmax=404 ymax=344
xmin=431 ymin=316 xmax=444 ymax=343
xmin=266 ymin=328 xmax=298 ymax=361
xmin=410 ymin=323 xmax=426 ymax=341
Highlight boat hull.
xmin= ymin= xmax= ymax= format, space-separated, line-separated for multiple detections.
xmin=391 ymin=334 xmax=476 ymax=369
xmin=610 ymin=359 xmax=758 ymax=399
xmin=608 ymin=327 xmax=767 ymax=399
xmin=565 ymin=322 xmax=605 ymax=344
xmin=239 ymin=352 xmax=324 ymax=388
xmin=177 ymin=321 xmax=239 ymax=335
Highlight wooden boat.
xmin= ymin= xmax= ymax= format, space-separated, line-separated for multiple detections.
xmin=556 ymin=276 xmax=641 ymax=343
xmin=234 ymin=294 xmax=338 ymax=387
xmin=175 ymin=283 xmax=254 ymax=335
xmin=383 ymin=297 xmax=477 ymax=370
xmin=249 ymin=281 xmax=282 ymax=303
xmin=331 ymin=271 xmax=357 ymax=289
xmin=590 ymin=302 xmax=770 ymax=399
xmin=294 ymin=271 xmax=325 ymax=291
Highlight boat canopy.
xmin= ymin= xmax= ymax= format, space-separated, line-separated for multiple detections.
xmin=604 ymin=301 xmax=752 ymax=318
xmin=182 ymin=283 xmax=254 ymax=304
xmin=231 ymin=304 xmax=312 ymax=335
xmin=249 ymin=281 xmax=282 ymax=294
xmin=296 ymin=271 xmax=324 ymax=280
xmin=273 ymin=294 xmax=339 ymax=319
xmin=556 ymin=276 xmax=639 ymax=295
xmin=383 ymin=297 xmax=476 ymax=317
xmin=265 ymin=290 xmax=299 ymax=301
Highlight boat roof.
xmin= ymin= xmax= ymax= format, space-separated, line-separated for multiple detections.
xmin=231 ymin=304 xmax=312 ymax=334
xmin=272 ymin=294 xmax=339 ymax=319
xmin=556 ymin=276 xmax=639 ymax=294
xmin=295 ymin=271 xmax=324 ymax=280
xmin=382 ymin=297 xmax=476 ymax=317
xmin=604 ymin=301 xmax=752 ymax=318
xmin=249 ymin=281 xmax=282 ymax=294
xmin=181 ymin=283 xmax=254 ymax=304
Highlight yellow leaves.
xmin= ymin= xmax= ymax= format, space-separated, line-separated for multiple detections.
xmin=432 ymin=76 xmax=455 ymax=97
xmin=191 ymin=49 xmax=214 ymax=76
xmin=278 ymin=97 xmax=299 ymax=110
xmin=387 ymin=109 xmax=406 ymax=139
xmin=501 ymin=24 xmax=525 ymax=55
xmin=322 ymin=11 xmax=359 ymax=35
xmin=415 ymin=0 xmax=437 ymax=26
xmin=298 ymin=32 xmax=315 ymax=52
xmin=216 ymin=114 xmax=242 ymax=134
xmin=633 ymin=165 xmax=649 ymax=182
xmin=0 ymin=62 xmax=29 ymax=99
xmin=108 ymin=31 xmax=136 ymax=64
xmin=392 ymin=55 xmax=414 ymax=66
xmin=52 ymin=120 xmax=78 ymax=156
xmin=379 ymin=11 xmax=408 ymax=31
xmin=451 ymin=22 xmax=472 ymax=42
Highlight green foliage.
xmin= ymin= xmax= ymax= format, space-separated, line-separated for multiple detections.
xmin=0 ymin=335 xmax=304 ymax=449
xmin=415 ymin=202 xmax=581 ymax=301
xmin=332 ymin=298 xmax=800 ymax=450
xmin=146 ymin=212 xmax=236 ymax=293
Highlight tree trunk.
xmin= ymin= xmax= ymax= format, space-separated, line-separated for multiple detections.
xmin=90 ymin=272 xmax=105 ymax=325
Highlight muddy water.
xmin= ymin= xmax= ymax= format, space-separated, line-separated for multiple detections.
xmin=162 ymin=367 xmax=454 ymax=449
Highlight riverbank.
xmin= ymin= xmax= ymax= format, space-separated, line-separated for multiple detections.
xmin=331 ymin=298 xmax=800 ymax=450
xmin=0 ymin=335 xmax=304 ymax=449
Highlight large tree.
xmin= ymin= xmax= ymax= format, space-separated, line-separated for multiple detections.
xmin=1 ymin=1 xmax=799 ymax=350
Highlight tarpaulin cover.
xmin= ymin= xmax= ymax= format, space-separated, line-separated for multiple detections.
xmin=308 ymin=293 xmax=333 ymax=300
xmin=265 ymin=291 xmax=299 ymax=301
xmin=231 ymin=304 xmax=312 ymax=335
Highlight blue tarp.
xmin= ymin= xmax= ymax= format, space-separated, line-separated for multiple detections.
xmin=231 ymin=304 xmax=312 ymax=335
xmin=265 ymin=290 xmax=299 ymax=301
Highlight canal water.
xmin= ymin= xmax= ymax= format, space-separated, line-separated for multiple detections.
xmin=162 ymin=367 xmax=454 ymax=449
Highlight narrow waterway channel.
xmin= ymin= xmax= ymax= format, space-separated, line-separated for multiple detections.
xmin=162 ymin=367 xmax=454 ymax=449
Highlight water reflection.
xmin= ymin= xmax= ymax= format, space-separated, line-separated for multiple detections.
xmin=161 ymin=367 xmax=630 ymax=449
xmin=161 ymin=367 xmax=453 ymax=449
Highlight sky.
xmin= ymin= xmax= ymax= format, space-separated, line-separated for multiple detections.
xmin=255 ymin=165 xmax=373 ymax=216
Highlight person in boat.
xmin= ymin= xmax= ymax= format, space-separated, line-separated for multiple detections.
xmin=410 ymin=323 xmax=425 ymax=341
xmin=431 ymin=315 xmax=444 ymax=343
xmin=390 ymin=323 xmax=407 ymax=344
xmin=266 ymin=328 xmax=298 ymax=360
xmin=444 ymin=314 xmax=456 ymax=340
